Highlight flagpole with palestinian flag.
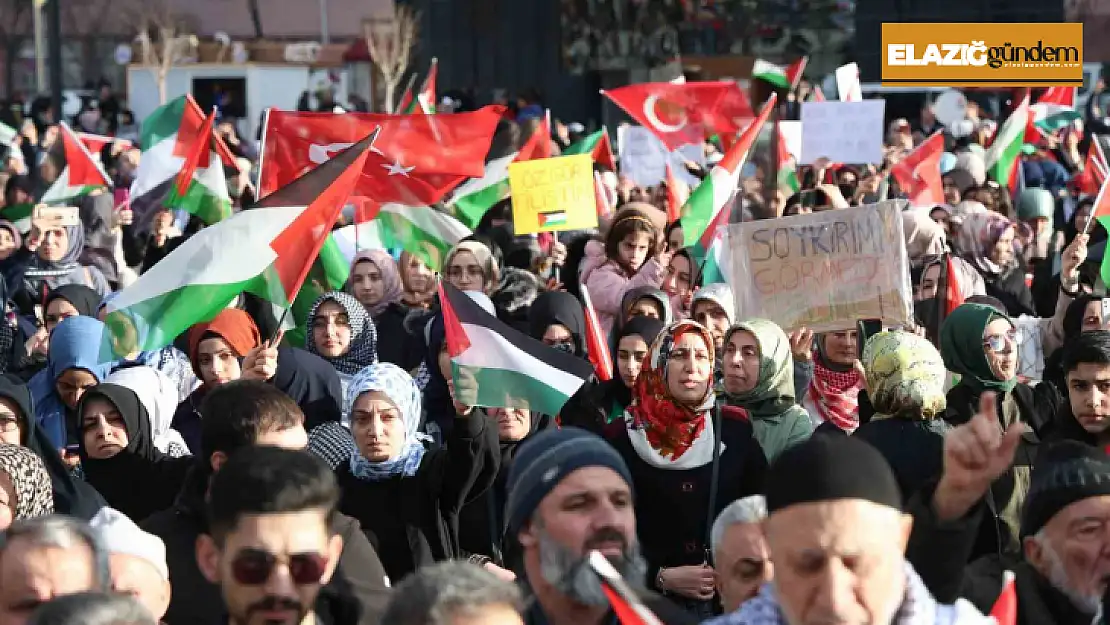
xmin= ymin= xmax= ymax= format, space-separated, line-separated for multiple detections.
xmin=439 ymin=280 xmax=594 ymax=416
xmin=162 ymin=107 xmax=233 ymax=225
xmin=39 ymin=121 xmax=113 ymax=204
xmin=775 ymin=121 xmax=799 ymax=195
xmin=985 ymin=91 xmax=1030 ymax=197
xmin=563 ymin=127 xmax=617 ymax=170
xmin=400 ymin=58 xmax=437 ymax=115
xmin=100 ymin=131 xmax=377 ymax=359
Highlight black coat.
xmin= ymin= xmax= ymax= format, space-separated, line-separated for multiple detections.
xmin=336 ymin=408 xmax=500 ymax=583
xmin=854 ymin=417 xmax=950 ymax=504
xmin=605 ymin=416 xmax=767 ymax=588
xmin=142 ymin=465 xmax=392 ymax=625
xmin=371 ymin=302 xmax=422 ymax=373
xmin=985 ymin=267 xmax=1036 ymax=317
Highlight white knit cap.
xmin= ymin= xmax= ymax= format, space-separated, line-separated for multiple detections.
xmin=89 ymin=508 xmax=169 ymax=581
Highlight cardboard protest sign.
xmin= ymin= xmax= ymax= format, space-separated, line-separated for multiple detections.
xmin=508 ymin=154 xmax=598 ymax=234
xmin=617 ymin=125 xmax=704 ymax=188
xmin=726 ymin=200 xmax=912 ymax=332
xmin=799 ymin=100 xmax=885 ymax=165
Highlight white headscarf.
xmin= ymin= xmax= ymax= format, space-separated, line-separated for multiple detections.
xmin=106 ymin=366 xmax=190 ymax=456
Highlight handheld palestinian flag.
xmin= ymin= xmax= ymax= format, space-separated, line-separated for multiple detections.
xmin=447 ymin=152 xmax=517 ymax=228
xmin=39 ymin=122 xmax=112 ymax=204
xmin=440 ymin=281 xmax=593 ymax=415
xmin=985 ymin=93 xmax=1030 ymax=195
xmin=775 ymin=122 xmax=799 ymax=195
xmin=752 ymin=58 xmax=807 ymax=91
xmin=1086 ymin=175 xmax=1110 ymax=289
xmin=1028 ymin=87 xmax=1080 ymax=140
xmin=581 ymin=286 xmax=613 ymax=381
xmin=344 ymin=202 xmax=471 ymax=271
xmin=401 ymin=58 xmax=438 ymax=114
xmin=395 ymin=73 xmax=418 ymax=114
xmin=1077 ymin=139 xmax=1110 ymax=196
xmin=681 ymin=94 xmax=776 ymax=248
xmin=163 ymin=107 xmax=232 ymax=225
xmin=130 ymin=95 xmax=238 ymax=228
xmin=563 ymin=128 xmax=617 ymax=170
xmin=100 ymin=132 xmax=376 ymax=359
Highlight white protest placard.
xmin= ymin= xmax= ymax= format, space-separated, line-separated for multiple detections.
xmin=835 ymin=62 xmax=862 ymax=102
xmin=778 ymin=120 xmax=802 ymax=161
xmin=726 ymin=200 xmax=913 ymax=333
xmin=799 ymin=100 xmax=885 ymax=165
xmin=618 ymin=125 xmax=704 ymax=188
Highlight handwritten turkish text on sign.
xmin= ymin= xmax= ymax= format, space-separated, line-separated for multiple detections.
xmin=509 ymin=154 xmax=598 ymax=235
xmin=799 ymin=100 xmax=885 ymax=165
xmin=727 ymin=200 xmax=912 ymax=333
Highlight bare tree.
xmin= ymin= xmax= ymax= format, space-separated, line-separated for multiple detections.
xmin=364 ymin=4 xmax=418 ymax=113
xmin=246 ymin=0 xmax=264 ymax=39
xmin=123 ymin=0 xmax=198 ymax=104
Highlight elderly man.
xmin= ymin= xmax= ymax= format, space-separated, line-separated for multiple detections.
xmin=382 ymin=561 xmax=522 ymax=625
xmin=505 ymin=427 xmax=695 ymax=625
xmin=89 ymin=508 xmax=171 ymax=622
xmin=912 ymin=391 xmax=1110 ymax=625
xmin=731 ymin=435 xmax=993 ymax=624
xmin=0 ymin=516 xmax=109 ymax=625
xmin=706 ymin=496 xmax=772 ymax=616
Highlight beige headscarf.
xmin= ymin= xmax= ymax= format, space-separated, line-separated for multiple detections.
xmin=902 ymin=210 xmax=947 ymax=266
xmin=444 ymin=240 xmax=500 ymax=294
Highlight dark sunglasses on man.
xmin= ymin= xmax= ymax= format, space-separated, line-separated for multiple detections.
xmin=231 ymin=548 xmax=329 ymax=586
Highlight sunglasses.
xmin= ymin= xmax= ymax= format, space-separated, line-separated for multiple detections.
xmin=231 ymin=549 xmax=328 ymax=586
xmin=982 ymin=329 xmax=1019 ymax=352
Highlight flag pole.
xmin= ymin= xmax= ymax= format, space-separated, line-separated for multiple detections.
xmin=1082 ymin=175 xmax=1109 ymax=236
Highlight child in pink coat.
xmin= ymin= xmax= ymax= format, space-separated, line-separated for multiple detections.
xmin=579 ymin=207 xmax=669 ymax=336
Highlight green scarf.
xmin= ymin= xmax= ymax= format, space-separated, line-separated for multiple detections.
xmin=723 ymin=319 xmax=798 ymax=420
xmin=939 ymin=303 xmax=1018 ymax=393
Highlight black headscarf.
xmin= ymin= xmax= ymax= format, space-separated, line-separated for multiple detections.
xmin=77 ymin=383 xmax=188 ymax=521
xmin=528 ymin=291 xmax=587 ymax=358
xmin=603 ymin=316 xmax=664 ymax=415
xmin=0 ymin=374 xmax=105 ymax=519
xmin=45 ymin=284 xmax=102 ymax=319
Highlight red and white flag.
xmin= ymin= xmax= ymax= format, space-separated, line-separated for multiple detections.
xmin=989 ymin=571 xmax=1017 ymax=625
xmin=890 ymin=131 xmax=945 ymax=206
xmin=601 ymin=81 xmax=745 ymax=150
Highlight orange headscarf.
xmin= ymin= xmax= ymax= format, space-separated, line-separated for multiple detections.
xmin=185 ymin=309 xmax=261 ymax=379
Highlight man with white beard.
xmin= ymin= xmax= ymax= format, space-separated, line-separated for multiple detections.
xmin=504 ymin=427 xmax=696 ymax=625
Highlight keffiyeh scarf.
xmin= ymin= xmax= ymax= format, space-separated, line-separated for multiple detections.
xmin=346 ymin=363 xmax=429 ymax=480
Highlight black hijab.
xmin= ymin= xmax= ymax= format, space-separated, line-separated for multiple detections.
xmin=45 ymin=284 xmax=102 ymax=319
xmin=528 ymin=291 xmax=587 ymax=358
xmin=77 ymin=383 xmax=187 ymax=521
xmin=0 ymin=374 xmax=106 ymax=519
xmin=604 ymin=316 xmax=664 ymax=413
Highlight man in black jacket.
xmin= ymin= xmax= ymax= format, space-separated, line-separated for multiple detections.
xmin=909 ymin=392 xmax=1110 ymax=625
xmin=504 ymin=427 xmax=695 ymax=625
xmin=142 ymin=380 xmax=390 ymax=625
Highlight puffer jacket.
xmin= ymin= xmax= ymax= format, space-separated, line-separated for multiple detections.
xmin=578 ymin=239 xmax=666 ymax=336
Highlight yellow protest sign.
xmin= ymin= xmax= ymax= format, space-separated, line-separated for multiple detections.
xmin=508 ymin=154 xmax=597 ymax=235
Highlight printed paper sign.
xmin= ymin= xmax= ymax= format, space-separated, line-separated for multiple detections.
xmin=799 ymin=100 xmax=885 ymax=165
xmin=508 ymin=154 xmax=598 ymax=235
xmin=726 ymin=200 xmax=913 ymax=332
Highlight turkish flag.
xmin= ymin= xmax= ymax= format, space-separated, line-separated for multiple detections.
xmin=890 ymin=131 xmax=945 ymax=206
xmin=259 ymin=106 xmax=504 ymax=205
xmin=602 ymin=82 xmax=741 ymax=151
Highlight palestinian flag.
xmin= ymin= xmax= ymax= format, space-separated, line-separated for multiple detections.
xmin=347 ymin=203 xmax=470 ymax=271
xmin=563 ymin=128 xmax=617 ymax=170
xmin=447 ymin=152 xmax=517 ymax=228
xmin=681 ymin=94 xmax=776 ymax=248
xmin=78 ymin=132 xmax=133 ymax=160
xmin=163 ymin=107 xmax=232 ymax=224
xmin=283 ymin=234 xmax=351 ymax=348
xmin=402 ymin=58 xmax=438 ymax=114
xmin=100 ymin=132 xmax=375 ymax=359
xmin=751 ymin=58 xmax=806 ymax=90
xmin=39 ymin=122 xmax=112 ymax=204
xmin=0 ymin=203 xmax=35 ymax=233
xmin=1077 ymin=139 xmax=1109 ymax=196
xmin=589 ymin=552 xmax=663 ymax=625
xmin=394 ymin=73 xmax=418 ymax=114
xmin=692 ymin=193 xmax=733 ymax=285
xmin=440 ymin=281 xmax=593 ymax=415
xmin=776 ymin=122 xmax=799 ymax=195
xmin=985 ymin=93 xmax=1030 ymax=194
xmin=1088 ymin=176 xmax=1110 ymax=288
xmin=1029 ymin=87 xmax=1080 ymax=140
xmin=130 ymin=95 xmax=237 ymax=227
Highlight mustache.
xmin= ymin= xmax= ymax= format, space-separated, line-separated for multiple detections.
xmin=583 ymin=528 xmax=629 ymax=552
xmin=247 ymin=596 xmax=304 ymax=615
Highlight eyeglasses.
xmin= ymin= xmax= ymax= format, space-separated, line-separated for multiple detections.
xmin=230 ymin=549 xmax=328 ymax=586
xmin=983 ymin=329 xmax=1019 ymax=352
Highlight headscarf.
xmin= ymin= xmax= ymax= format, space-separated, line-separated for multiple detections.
xmin=345 ymin=363 xmax=426 ymax=480
xmin=618 ymin=287 xmax=673 ymax=327
xmin=24 ymin=225 xmax=85 ymax=278
xmin=105 ymin=366 xmax=190 ymax=456
xmin=45 ymin=284 xmax=102 ymax=319
xmin=626 ymin=320 xmax=717 ymax=469
xmin=691 ymin=283 xmax=736 ymax=328
xmin=0 ymin=443 xmax=53 ymax=520
xmin=305 ymin=291 xmax=378 ymax=375
xmin=902 ymin=210 xmax=947 ymax=266
xmin=940 ymin=302 xmax=1018 ymax=393
xmin=919 ymin=255 xmax=987 ymax=301
xmin=605 ymin=315 xmax=665 ymax=415
xmin=348 ymin=250 xmax=403 ymax=317
xmin=29 ymin=316 xmax=112 ymax=449
xmin=185 ymin=309 xmax=261 ymax=383
xmin=956 ymin=211 xmax=1017 ymax=276
xmin=444 ymin=240 xmax=500 ymax=293
xmin=954 ymin=152 xmax=986 ymax=186
xmin=806 ymin=333 xmax=863 ymax=432
xmin=723 ymin=319 xmax=798 ymax=420
xmin=528 ymin=291 xmax=587 ymax=358
xmin=0 ymin=220 xmax=22 ymax=250
xmin=398 ymin=251 xmax=437 ymax=309
xmin=862 ymin=331 xmax=946 ymax=420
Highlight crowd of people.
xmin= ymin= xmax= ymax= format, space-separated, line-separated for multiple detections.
xmin=0 ymin=75 xmax=1107 ymax=625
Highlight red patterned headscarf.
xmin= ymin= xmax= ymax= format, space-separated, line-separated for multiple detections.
xmin=627 ymin=320 xmax=716 ymax=461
